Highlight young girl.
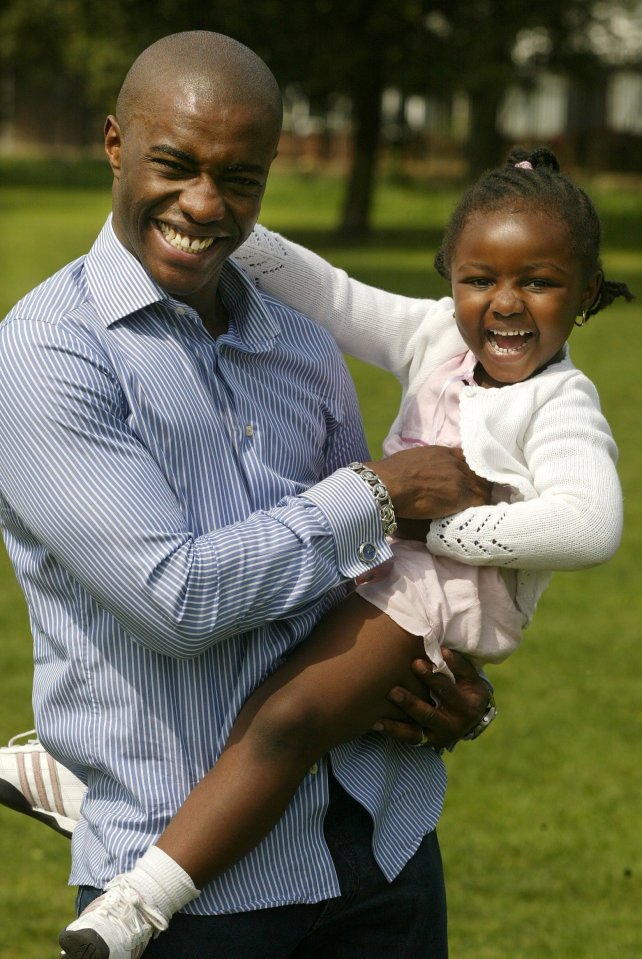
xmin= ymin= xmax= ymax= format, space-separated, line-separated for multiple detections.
xmin=60 ymin=147 xmax=630 ymax=959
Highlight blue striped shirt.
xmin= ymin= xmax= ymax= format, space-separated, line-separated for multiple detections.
xmin=0 ymin=217 xmax=446 ymax=912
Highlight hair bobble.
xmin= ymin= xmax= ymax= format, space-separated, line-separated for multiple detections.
xmin=514 ymin=160 xmax=534 ymax=170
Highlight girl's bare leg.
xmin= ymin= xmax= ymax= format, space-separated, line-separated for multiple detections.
xmin=156 ymin=593 xmax=427 ymax=886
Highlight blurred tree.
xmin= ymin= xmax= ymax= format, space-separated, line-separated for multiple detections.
xmin=0 ymin=0 xmax=635 ymax=232
xmin=432 ymin=0 xmax=608 ymax=179
xmin=254 ymin=0 xmax=449 ymax=238
xmin=87 ymin=0 xmax=448 ymax=237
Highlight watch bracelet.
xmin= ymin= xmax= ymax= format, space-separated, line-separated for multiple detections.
xmin=463 ymin=691 xmax=497 ymax=740
xmin=347 ymin=462 xmax=398 ymax=538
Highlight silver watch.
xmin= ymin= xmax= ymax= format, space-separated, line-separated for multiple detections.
xmin=463 ymin=692 xmax=497 ymax=740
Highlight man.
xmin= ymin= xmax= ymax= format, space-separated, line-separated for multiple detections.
xmin=0 ymin=32 xmax=491 ymax=957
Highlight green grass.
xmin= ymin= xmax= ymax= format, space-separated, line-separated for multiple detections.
xmin=0 ymin=165 xmax=641 ymax=959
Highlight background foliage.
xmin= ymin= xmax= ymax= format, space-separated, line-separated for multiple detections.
xmin=1 ymin=0 xmax=640 ymax=233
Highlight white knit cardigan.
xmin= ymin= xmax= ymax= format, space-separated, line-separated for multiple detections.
xmin=234 ymin=227 xmax=623 ymax=623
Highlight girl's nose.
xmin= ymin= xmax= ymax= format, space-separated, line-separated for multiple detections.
xmin=492 ymin=285 xmax=524 ymax=316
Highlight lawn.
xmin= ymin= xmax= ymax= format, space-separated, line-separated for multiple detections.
xmin=0 ymin=162 xmax=640 ymax=959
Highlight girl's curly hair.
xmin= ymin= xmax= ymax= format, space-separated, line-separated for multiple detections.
xmin=434 ymin=145 xmax=634 ymax=318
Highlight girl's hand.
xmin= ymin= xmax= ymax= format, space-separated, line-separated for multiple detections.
xmin=375 ymin=649 xmax=491 ymax=749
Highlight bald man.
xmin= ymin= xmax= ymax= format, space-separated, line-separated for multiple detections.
xmin=0 ymin=31 xmax=490 ymax=959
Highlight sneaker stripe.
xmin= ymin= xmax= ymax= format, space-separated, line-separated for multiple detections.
xmin=16 ymin=753 xmax=37 ymax=809
xmin=8 ymin=729 xmax=37 ymax=747
xmin=46 ymin=753 xmax=67 ymax=818
xmin=31 ymin=751 xmax=52 ymax=812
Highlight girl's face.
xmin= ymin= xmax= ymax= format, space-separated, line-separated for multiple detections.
xmin=451 ymin=209 xmax=601 ymax=388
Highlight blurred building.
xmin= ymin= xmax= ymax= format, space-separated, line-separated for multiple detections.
xmin=275 ymin=4 xmax=642 ymax=176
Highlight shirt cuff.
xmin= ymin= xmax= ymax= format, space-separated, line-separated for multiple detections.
xmin=302 ymin=468 xmax=394 ymax=581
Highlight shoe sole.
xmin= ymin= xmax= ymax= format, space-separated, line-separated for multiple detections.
xmin=0 ymin=778 xmax=74 ymax=838
xmin=59 ymin=928 xmax=110 ymax=959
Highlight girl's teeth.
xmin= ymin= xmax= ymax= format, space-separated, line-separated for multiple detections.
xmin=488 ymin=330 xmax=532 ymax=354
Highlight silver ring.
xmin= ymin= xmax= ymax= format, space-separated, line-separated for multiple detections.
xmin=411 ymin=729 xmax=430 ymax=748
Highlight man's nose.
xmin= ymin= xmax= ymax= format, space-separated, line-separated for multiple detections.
xmin=180 ymin=177 xmax=225 ymax=223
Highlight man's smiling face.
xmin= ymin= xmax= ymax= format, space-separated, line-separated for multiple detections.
xmin=104 ymin=85 xmax=279 ymax=319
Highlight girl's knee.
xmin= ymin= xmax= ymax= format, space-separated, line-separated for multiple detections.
xmin=250 ymin=686 xmax=327 ymax=761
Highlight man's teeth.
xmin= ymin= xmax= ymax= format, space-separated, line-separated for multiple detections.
xmin=158 ymin=222 xmax=215 ymax=253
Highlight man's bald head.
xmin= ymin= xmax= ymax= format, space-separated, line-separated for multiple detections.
xmin=103 ymin=31 xmax=283 ymax=327
xmin=116 ymin=31 xmax=283 ymax=135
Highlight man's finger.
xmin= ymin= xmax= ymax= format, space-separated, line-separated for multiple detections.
xmin=373 ymin=719 xmax=441 ymax=747
xmin=387 ymin=685 xmax=446 ymax=728
xmin=410 ymin=662 xmax=456 ymax=699
xmin=440 ymin=648 xmax=483 ymax=680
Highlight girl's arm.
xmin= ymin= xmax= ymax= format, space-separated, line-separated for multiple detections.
xmin=235 ymin=225 xmax=443 ymax=379
xmin=426 ymin=375 xmax=623 ymax=571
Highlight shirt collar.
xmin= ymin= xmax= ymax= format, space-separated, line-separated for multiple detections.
xmin=85 ymin=216 xmax=168 ymax=326
xmin=84 ymin=216 xmax=281 ymax=352
xmin=218 ymin=257 xmax=281 ymax=353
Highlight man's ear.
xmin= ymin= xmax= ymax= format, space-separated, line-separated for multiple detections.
xmin=104 ymin=115 xmax=123 ymax=176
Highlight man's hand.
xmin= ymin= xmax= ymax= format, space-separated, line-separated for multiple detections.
xmin=370 ymin=446 xmax=491 ymax=520
xmin=374 ymin=649 xmax=491 ymax=750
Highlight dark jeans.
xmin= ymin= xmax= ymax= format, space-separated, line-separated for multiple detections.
xmin=77 ymin=774 xmax=448 ymax=958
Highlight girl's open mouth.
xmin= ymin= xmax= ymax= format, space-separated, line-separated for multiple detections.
xmin=487 ymin=330 xmax=534 ymax=354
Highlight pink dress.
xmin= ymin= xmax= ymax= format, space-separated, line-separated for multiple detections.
xmin=357 ymin=350 xmax=526 ymax=678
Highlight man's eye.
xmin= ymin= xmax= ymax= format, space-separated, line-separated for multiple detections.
xmin=227 ymin=177 xmax=262 ymax=190
xmin=154 ymin=159 xmax=187 ymax=173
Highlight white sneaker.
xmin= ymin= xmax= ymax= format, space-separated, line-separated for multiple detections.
xmin=0 ymin=730 xmax=85 ymax=837
xmin=59 ymin=875 xmax=169 ymax=959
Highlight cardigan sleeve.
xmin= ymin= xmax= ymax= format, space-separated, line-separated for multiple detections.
xmin=235 ymin=225 xmax=439 ymax=380
xmin=425 ymin=373 xmax=623 ymax=571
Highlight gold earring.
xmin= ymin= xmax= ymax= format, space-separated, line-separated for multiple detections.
xmin=574 ymin=309 xmax=589 ymax=328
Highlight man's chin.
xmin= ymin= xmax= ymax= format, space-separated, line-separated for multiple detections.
xmin=145 ymin=260 xmax=224 ymax=304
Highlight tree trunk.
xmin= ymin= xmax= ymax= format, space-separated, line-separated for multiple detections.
xmin=465 ymin=86 xmax=505 ymax=180
xmin=339 ymin=67 xmax=384 ymax=238
xmin=566 ymin=72 xmax=609 ymax=171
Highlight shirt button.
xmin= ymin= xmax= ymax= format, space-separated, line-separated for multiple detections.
xmin=309 ymin=763 xmax=318 ymax=775
xmin=358 ymin=542 xmax=377 ymax=562
xmin=245 ymin=424 xmax=254 ymax=437
xmin=175 ymin=306 xmax=187 ymax=316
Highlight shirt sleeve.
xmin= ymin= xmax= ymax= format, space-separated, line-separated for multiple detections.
xmin=0 ymin=317 xmax=391 ymax=658
xmin=426 ymin=376 xmax=623 ymax=570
